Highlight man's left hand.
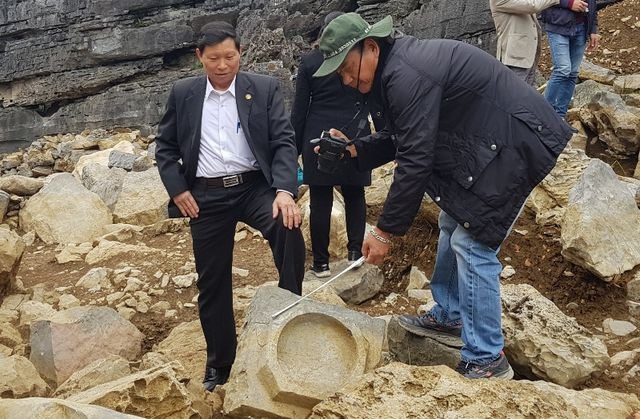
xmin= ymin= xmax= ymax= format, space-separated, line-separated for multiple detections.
xmin=362 ymin=227 xmax=391 ymax=265
xmin=587 ymin=34 xmax=601 ymax=52
xmin=272 ymin=191 xmax=301 ymax=229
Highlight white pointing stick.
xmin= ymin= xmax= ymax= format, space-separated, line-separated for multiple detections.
xmin=271 ymin=256 xmax=366 ymax=319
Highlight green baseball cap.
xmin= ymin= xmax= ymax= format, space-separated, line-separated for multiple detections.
xmin=313 ymin=13 xmax=393 ymax=78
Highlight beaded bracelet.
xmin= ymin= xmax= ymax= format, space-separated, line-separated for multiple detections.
xmin=368 ymin=228 xmax=391 ymax=244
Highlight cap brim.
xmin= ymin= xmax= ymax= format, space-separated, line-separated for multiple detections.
xmin=312 ymin=15 xmax=393 ymax=78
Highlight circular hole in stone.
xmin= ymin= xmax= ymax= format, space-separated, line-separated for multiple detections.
xmin=276 ymin=313 xmax=358 ymax=392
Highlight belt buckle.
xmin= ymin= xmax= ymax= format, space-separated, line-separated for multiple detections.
xmin=222 ymin=175 xmax=241 ymax=187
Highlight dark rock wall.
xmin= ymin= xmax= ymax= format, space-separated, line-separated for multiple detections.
xmin=0 ymin=0 xmax=498 ymax=152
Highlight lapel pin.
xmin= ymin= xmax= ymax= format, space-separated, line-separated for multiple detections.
xmin=245 ymin=93 xmax=252 ymax=100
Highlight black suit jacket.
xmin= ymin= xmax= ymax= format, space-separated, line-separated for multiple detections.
xmin=155 ymin=72 xmax=299 ymax=217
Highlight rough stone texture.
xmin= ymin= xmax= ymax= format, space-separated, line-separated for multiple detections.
xmin=81 ymin=164 xmax=127 ymax=210
xmin=300 ymin=188 xmax=348 ymax=259
xmin=0 ymin=322 xmax=22 ymax=349
xmin=406 ymin=266 xmax=429 ymax=290
xmin=386 ymin=316 xmax=459 ymax=369
xmin=108 ymin=150 xmax=137 ymax=171
xmin=614 ymin=74 xmax=640 ymax=94
xmin=54 ymin=355 xmax=131 ymax=398
xmin=0 ymin=175 xmax=44 ymax=195
xmin=76 ymin=267 xmax=112 ymax=291
xmin=587 ymin=91 xmax=640 ymax=157
xmin=0 ymin=355 xmax=49 ymax=398
xmin=561 ymin=159 xmax=640 ymax=279
xmin=304 ymin=259 xmax=384 ymax=305
xmin=629 ymin=273 xmax=640 ymax=302
xmin=85 ymin=240 xmax=164 ymax=265
xmin=112 ymin=168 xmax=169 ymax=225
xmin=526 ymin=147 xmax=592 ymax=226
xmin=18 ymin=301 xmax=57 ymax=327
xmin=67 ymin=363 xmax=204 ymax=418
xmin=29 ymin=306 xmax=144 ymax=386
xmin=502 ymin=284 xmax=610 ymax=388
xmin=0 ymin=228 xmax=25 ymax=297
xmin=72 ymin=141 xmax=136 ymax=179
xmin=572 ymin=79 xmax=615 ymax=109
xmin=56 ymin=242 xmax=94 ymax=264
xmin=0 ymin=190 xmax=10 ymax=220
xmin=578 ymin=59 xmax=618 ymax=84
xmin=0 ymin=398 xmax=142 ymax=418
xmin=224 ymin=285 xmax=385 ymax=419
xmin=309 ymin=363 xmax=640 ymax=419
xmin=603 ymin=318 xmax=637 ymax=336
xmin=154 ymin=320 xmax=206 ymax=387
xmin=19 ymin=174 xmax=112 ymax=245
xmin=365 ymin=162 xmax=394 ymax=206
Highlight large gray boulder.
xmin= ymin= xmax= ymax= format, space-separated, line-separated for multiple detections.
xmin=112 ymin=168 xmax=169 ymax=226
xmin=561 ymin=159 xmax=640 ymax=279
xmin=587 ymin=91 xmax=640 ymax=157
xmin=19 ymin=174 xmax=112 ymax=244
xmin=30 ymin=306 xmax=144 ymax=386
xmin=309 ymin=363 xmax=640 ymax=419
xmin=223 ymin=285 xmax=385 ymax=419
xmin=0 ymin=175 xmax=44 ymax=195
xmin=81 ymin=164 xmax=126 ymax=210
xmin=304 ymin=259 xmax=384 ymax=305
xmin=502 ymin=284 xmax=610 ymax=388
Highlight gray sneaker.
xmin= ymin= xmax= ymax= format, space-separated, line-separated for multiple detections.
xmin=397 ymin=312 xmax=464 ymax=348
xmin=461 ymin=352 xmax=514 ymax=380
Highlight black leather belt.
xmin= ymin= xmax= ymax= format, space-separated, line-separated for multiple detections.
xmin=195 ymin=171 xmax=260 ymax=188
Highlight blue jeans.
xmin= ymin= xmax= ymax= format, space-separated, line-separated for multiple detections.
xmin=428 ymin=211 xmax=504 ymax=365
xmin=544 ymin=25 xmax=588 ymax=117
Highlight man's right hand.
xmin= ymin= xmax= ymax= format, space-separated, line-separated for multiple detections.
xmin=173 ymin=190 xmax=199 ymax=218
xmin=570 ymin=0 xmax=588 ymax=12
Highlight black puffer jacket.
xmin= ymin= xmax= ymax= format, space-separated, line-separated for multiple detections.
xmin=353 ymin=36 xmax=574 ymax=249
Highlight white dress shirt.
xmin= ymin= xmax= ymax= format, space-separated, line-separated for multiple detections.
xmin=196 ymin=77 xmax=259 ymax=178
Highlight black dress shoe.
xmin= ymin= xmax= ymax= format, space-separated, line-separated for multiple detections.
xmin=203 ymin=366 xmax=231 ymax=392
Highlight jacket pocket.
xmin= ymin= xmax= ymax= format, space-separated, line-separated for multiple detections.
xmin=450 ymin=140 xmax=500 ymax=191
xmin=506 ymin=34 xmax=529 ymax=60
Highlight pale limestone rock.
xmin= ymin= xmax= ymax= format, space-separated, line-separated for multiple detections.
xmin=572 ymin=79 xmax=615 ymax=109
xmin=0 ymin=355 xmax=49 ymax=397
xmin=57 ymin=294 xmax=81 ymax=310
xmin=300 ymin=188 xmax=348 ymax=259
xmin=223 ymin=286 xmax=385 ymax=419
xmin=561 ymin=160 xmax=640 ymax=279
xmin=19 ymin=174 xmax=112 ymax=244
xmin=150 ymin=301 xmax=171 ymax=313
xmin=76 ymin=267 xmax=112 ymax=291
xmin=97 ymin=223 xmax=143 ymax=242
xmin=1 ymin=293 xmax=28 ymax=310
xmin=54 ymin=355 xmax=131 ymax=399
xmin=579 ymin=59 xmax=617 ymax=84
xmin=19 ymin=301 xmax=57 ymax=326
xmin=171 ymin=273 xmax=196 ymax=288
xmin=72 ymin=141 xmax=135 ymax=179
xmin=0 ymin=308 xmax=18 ymax=323
xmin=29 ymin=306 xmax=143 ymax=386
xmin=21 ymin=231 xmax=36 ymax=246
xmin=610 ymin=350 xmax=640 ymax=369
xmin=0 ymin=190 xmax=10 ymax=221
xmin=614 ymin=74 xmax=640 ymax=94
xmin=304 ymin=259 xmax=383 ymax=305
xmin=67 ymin=363 xmax=206 ymax=418
xmin=365 ymin=162 xmax=394 ymax=206
xmin=302 ymin=280 xmax=347 ymax=307
xmin=0 ymin=322 xmax=22 ymax=348
xmin=85 ymin=240 xmax=163 ymax=265
xmin=386 ymin=316 xmax=459 ymax=369
xmin=0 ymin=343 xmax=11 ymax=357
xmin=407 ymin=289 xmax=430 ymax=301
xmin=117 ymin=307 xmax=135 ymax=320
xmin=112 ymin=168 xmax=169 ymax=226
xmin=56 ymin=242 xmax=93 ymax=264
xmin=500 ymin=265 xmax=516 ymax=279
xmin=502 ymin=284 xmax=610 ymax=388
xmin=629 ymin=273 xmax=640 ymax=302
xmin=154 ymin=320 xmax=206 ymax=386
xmin=0 ymin=398 xmax=146 ymax=418
xmin=527 ymin=147 xmax=592 ymax=226
xmin=232 ymin=266 xmax=249 ymax=277
xmin=0 ymin=228 xmax=25 ymax=296
xmin=0 ymin=175 xmax=44 ymax=195
xmin=406 ymin=266 xmax=429 ymax=290
xmin=309 ymin=363 xmax=640 ymax=419
xmin=603 ymin=318 xmax=637 ymax=336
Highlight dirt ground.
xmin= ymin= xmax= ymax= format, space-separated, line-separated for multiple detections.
xmin=539 ymin=0 xmax=640 ymax=76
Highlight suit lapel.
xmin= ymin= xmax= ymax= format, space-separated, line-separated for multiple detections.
xmin=185 ymin=76 xmax=207 ymax=180
xmin=235 ymin=72 xmax=254 ymax=147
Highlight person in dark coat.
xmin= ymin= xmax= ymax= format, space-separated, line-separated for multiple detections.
xmin=313 ymin=13 xmax=574 ymax=379
xmin=291 ymin=11 xmax=378 ymax=277
xmin=540 ymin=0 xmax=600 ymax=117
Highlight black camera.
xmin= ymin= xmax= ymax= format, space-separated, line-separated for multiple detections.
xmin=310 ymin=130 xmax=351 ymax=174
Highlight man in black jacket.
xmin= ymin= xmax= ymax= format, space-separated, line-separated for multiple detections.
xmin=314 ymin=13 xmax=574 ymax=379
xmin=155 ymin=21 xmax=305 ymax=391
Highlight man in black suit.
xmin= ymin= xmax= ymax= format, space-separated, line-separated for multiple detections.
xmin=155 ymin=21 xmax=305 ymax=392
